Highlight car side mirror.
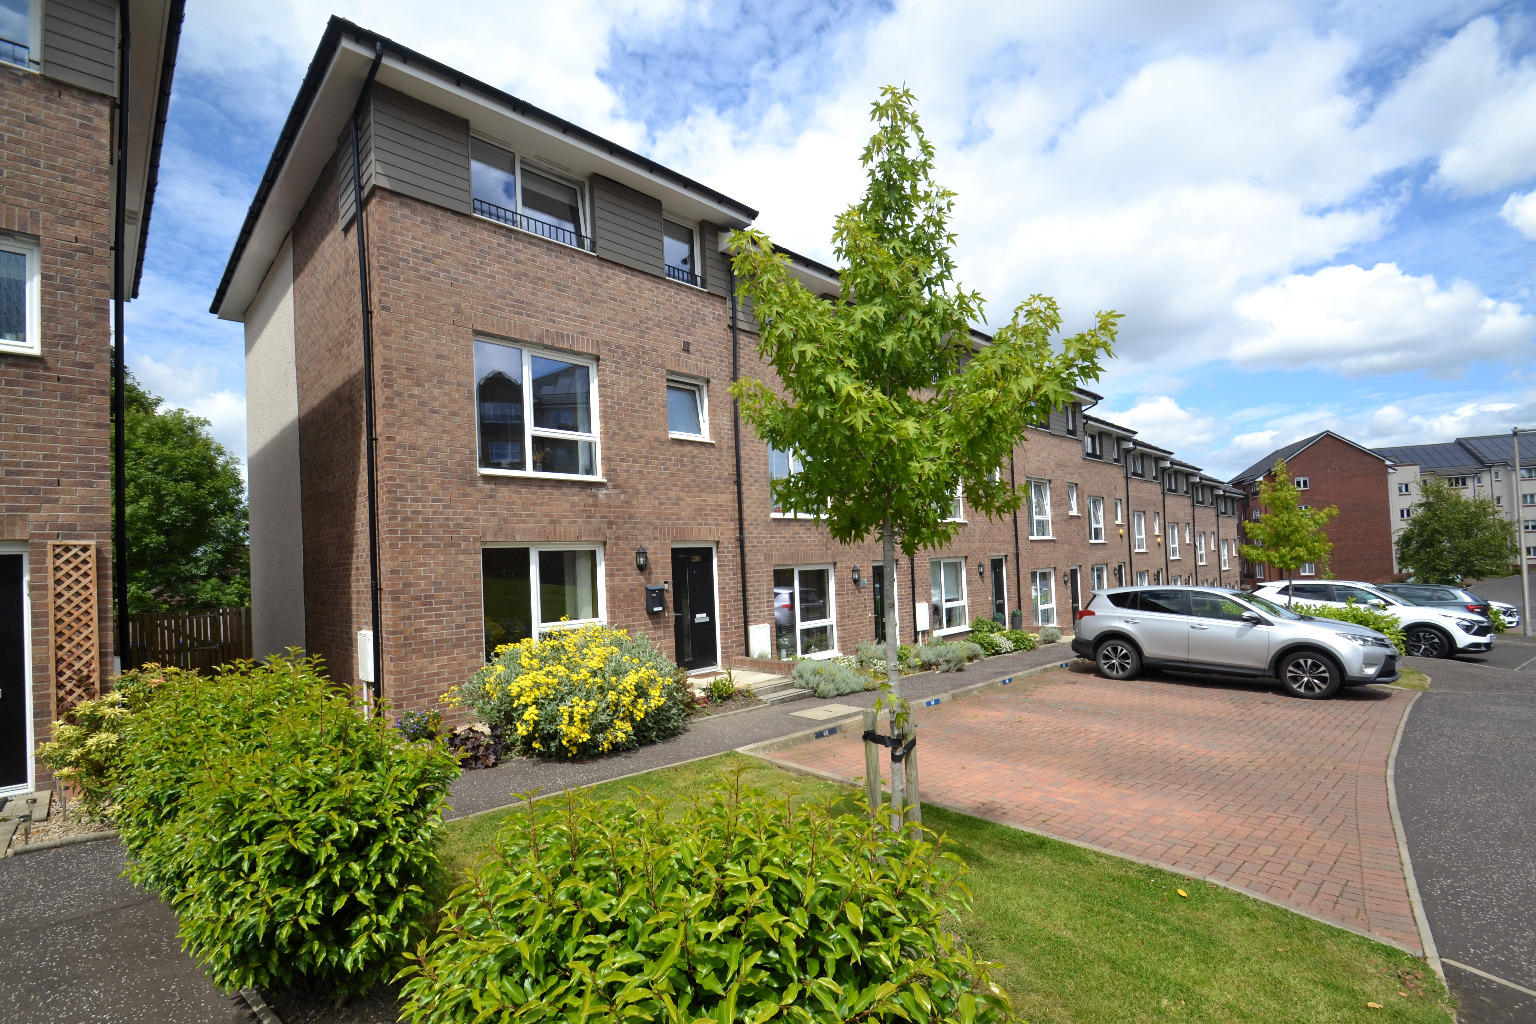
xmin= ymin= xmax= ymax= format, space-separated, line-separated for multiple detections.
xmin=1241 ymin=611 xmax=1261 ymax=624
xmin=1370 ymin=600 xmax=1388 ymax=610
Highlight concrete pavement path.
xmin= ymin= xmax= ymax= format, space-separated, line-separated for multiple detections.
xmin=1395 ymin=639 xmax=1536 ymax=1023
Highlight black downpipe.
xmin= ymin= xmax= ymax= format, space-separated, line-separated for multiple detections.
xmin=349 ymin=43 xmax=384 ymax=705
xmin=1160 ymin=473 xmax=1170 ymax=584
xmin=1189 ymin=478 xmax=1199 ymax=583
xmin=1009 ymin=455 xmax=1022 ymax=626
xmin=1123 ymin=446 xmax=1135 ymax=582
xmin=729 ymin=271 xmax=750 ymax=657
xmin=908 ymin=554 xmax=917 ymax=641
xmin=1214 ymin=493 xmax=1224 ymax=587
xmin=112 ymin=0 xmax=131 ymax=672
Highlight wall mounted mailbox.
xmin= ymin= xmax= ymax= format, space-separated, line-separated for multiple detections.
xmin=645 ymin=585 xmax=667 ymax=615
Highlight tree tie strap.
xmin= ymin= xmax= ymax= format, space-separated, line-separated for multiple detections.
xmin=863 ymin=730 xmax=917 ymax=763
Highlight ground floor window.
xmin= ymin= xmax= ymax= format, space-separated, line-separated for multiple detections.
xmin=930 ymin=558 xmax=968 ymax=633
xmin=1135 ymin=570 xmax=1150 ymax=586
xmin=482 ymin=545 xmax=604 ymax=659
xmin=1030 ymin=569 xmax=1056 ymax=626
xmin=1091 ymin=564 xmax=1107 ymax=591
xmin=774 ymin=565 xmax=835 ymax=659
xmin=1300 ymin=561 xmax=1316 ymax=575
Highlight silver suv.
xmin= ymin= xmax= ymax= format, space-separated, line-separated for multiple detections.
xmin=1070 ymin=586 xmax=1400 ymax=699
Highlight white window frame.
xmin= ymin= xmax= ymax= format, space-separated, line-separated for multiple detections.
xmin=0 ymin=541 xmax=34 ymax=795
xmin=1153 ymin=512 xmax=1161 ymax=537
xmin=1091 ymin=564 xmax=1108 ymax=591
xmin=1028 ymin=479 xmax=1052 ymax=538
xmin=475 ymin=338 xmax=603 ymax=481
xmin=1168 ymin=526 xmax=1180 ymax=560
xmin=1294 ymin=476 xmax=1309 ymax=490
xmin=944 ymin=484 xmax=965 ymax=523
xmin=665 ymin=375 xmax=710 ymax=442
xmin=662 ymin=215 xmax=704 ymax=289
xmin=1397 ymin=482 xmax=1410 ymax=494
xmin=1114 ymin=498 xmax=1124 ymax=524
xmin=0 ymin=1 xmax=41 ymax=70
xmin=1132 ymin=511 xmax=1146 ymax=552
xmin=775 ymin=563 xmax=839 ymax=659
xmin=769 ymin=446 xmax=826 ymax=519
xmin=481 ymin=543 xmax=608 ymax=644
xmin=1299 ymin=561 xmax=1316 ymax=576
xmin=930 ymin=557 xmax=969 ymax=635
xmin=1399 ymin=507 xmax=1412 ymax=520
xmin=1256 ymin=564 xmax=1266 ymax=580
xmin=1493 ymin=469 xmax=1502 ymax=481
xmin=1067 ymin=482 xmax=1079 ymax=516
xmin=1135 ymin=570 xmax=1150 ymax=586
xmin=1088 ymin=496 xmax=1105 ymax=543
xmin=470 ymin=138 xmax=593 ymax=252
xmin=1220 ymin=539 xmax=1230 ymax=570
xmin=1523 ymin=493 xmax=1536 ymax=506
xmin=1196 ymin=532 xmax=1207 ymax=565
xmin=1030 ymin=569 xmax=1056 ymax=626
xmin=0 ymin=233 xmax=42 ymax=357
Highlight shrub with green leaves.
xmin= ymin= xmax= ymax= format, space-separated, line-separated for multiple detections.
xmin=113 ymin=654 xmax=461 ymax=993
xmin=1001 ymin=629 xmax=1036 ymax=651
xmin=397 ymin=778 xmax=1010 ymax=1024
xmin=968 ymin=617 xmax=999 ymax=635
xmin=1038 ymin=626 xmax=1062 ymax=644
xmin=1489 ymin=608 xmax=1507 ymax=634
xmin=1293 ymin=603 xmax=1406 ymax=655
xmin=793 ymin=657 xmax=877 ymax=697
xmin=916 ymin=640 xmax=982 ymax=672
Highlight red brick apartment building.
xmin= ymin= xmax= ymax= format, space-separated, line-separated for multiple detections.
xmin=216 ymin=18 xmax=1243 ymax=716
xmin=1230 ymin=430 xmax=1394 ymax=586
xmin=1 ymin=0 xmax=182 ymax=795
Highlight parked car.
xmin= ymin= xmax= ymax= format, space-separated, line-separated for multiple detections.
xmin=1485 ymin=599 xmax=1521 ymax=630
xmin=1070 ymin=586 xmax=1400 ymax=699
xmin=1375 ymin=583 xmax=1491 ymax=620
xmin=1251 ymin=580 xmax=1494 ymax=659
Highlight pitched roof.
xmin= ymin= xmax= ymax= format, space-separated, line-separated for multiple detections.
xmin=1372 ymin=441 xmax=1485 ymax=474
xmin=1229 ymin=430 xmax=1388 ymax=485
xmin=1454 ymin=433 xmax=1523 ymax=466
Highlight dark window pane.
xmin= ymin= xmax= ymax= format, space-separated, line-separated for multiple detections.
xmin=470 ymin=139 xmax=518 ymax=217
xmin=663 ymin=220 xmax=694 ymax=276
xmin=798 ymin=568 xmax=830 ymax=622
xmin=799 ymin=624 xmax=832 ymax=656
xmin=482 ymin=547 xmax=531 ymax=659
xmin=1292 ymin=584 xmax=1333 ymax=601
xmin=538 ymin=549 xmax=598 ymax=623
xmin=773 ymin=568 xmax=795 ymax=659
xmin=1137 ymin=590 xmax=1186 ymax=616
xmin=475 ymin=341 xmax=523 ymax=470
xmin=530 ymin=436 xmax=594 ymax=475
xmin=667 ymin=383 xmax=702 ymax=434
xmin=1190 ymin=592 xmax=1247 ymax=621
xmin=1108 ymin=592 xmax=1137 ymax=609
xmin=0 ymin=248 xmax=24 ymax=342
xmin=521 ymin=169 xmax=582 ymax=237
xmin=531 ymin=355 xmax=591 ymax=433
xmin=1334 ymin=585 xmax=1381 ymax=604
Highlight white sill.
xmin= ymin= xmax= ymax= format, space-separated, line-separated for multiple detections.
xmin=771 ymin=511 xmax=826 ymax=520
xmin=1089 ymin=539 xmax=1107 ymax=544
xmin=1027 ymin=535 xmax=1054 ymax=541
xmin=934 ymin=624 xmax=970 ymax=637
xmin=535 ymin=618 xmax=604 ymax=635
xmin=663 ymin=274 xmax=708 ymax=291
xmin=479 ymin=468 xmax=608 ymax=483
xmin=668 ymin=433 xmax=714 ymax=444
xmin=0 ymin=343 xmax=42 ymax=358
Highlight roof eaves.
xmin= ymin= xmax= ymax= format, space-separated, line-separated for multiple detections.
xmin=130 ymin=0 xmax=185 ymax=299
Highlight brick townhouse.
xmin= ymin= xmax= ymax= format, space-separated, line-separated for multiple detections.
xmin=0 ymin=0 xmax=182 ymax=794
xmin=216 ymin=18 xmax=1241 ymax=716
xmin=1230 ymin=430 xmax=1394 ymax=586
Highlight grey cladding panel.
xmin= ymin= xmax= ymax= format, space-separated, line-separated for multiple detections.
xmin=369 ymin=86 xmax=471 ymax=215
xmin=592 ymin=174 xmax=663 ymax=276
xmin=1048 ymin=409 xmax=1068 ymax=434
xmin=702 ymin=222 xmax=729 ymax=297
xmin=42 ymin=0 xmax=117 ymax=96
xmin=336 ymin=109 xmax=377 ymax=228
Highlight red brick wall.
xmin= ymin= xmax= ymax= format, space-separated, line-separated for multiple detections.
xmin=0 ymin=66 xmax=116 ymax=770
xmin=1237 ymin=434 xmax=1393 ymax=585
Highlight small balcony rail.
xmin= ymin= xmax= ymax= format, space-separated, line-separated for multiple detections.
xmin=0 ymin=38 xmax=29 ymax=68
xmin=665 ymin=264 xmax=701 ymax=287
xmin=473 ymin=198 xmax=593 ymax=252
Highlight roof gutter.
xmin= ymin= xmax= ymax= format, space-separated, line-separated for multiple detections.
xmin=129 ymin=0 xmax=185 ymax=298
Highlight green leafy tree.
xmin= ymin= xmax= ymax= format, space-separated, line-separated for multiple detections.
xmin=117 ymin=370 xmax=249 ymax=612
xmin=1395 ymin=476 xmax=1516 ymax=583
xmin=1238 ymin=459 xmax=1338 ymax=602
xmin=728 ymin=87 xmax=1117 ymax=811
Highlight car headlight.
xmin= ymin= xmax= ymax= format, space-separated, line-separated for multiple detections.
xmin=1342 ymin=634 xmax=1391 ymax=648
xmin=1453 ymin=618 xmax=1481 ymax=631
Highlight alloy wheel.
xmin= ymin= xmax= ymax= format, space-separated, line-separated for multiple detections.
xmin=1098 ymin=643 xmax=1133 ymax=678
xmin=1285 ymin=657 xmax=1332 ymax=695
xmin=1405 ymin=628 xmax=1445 ymax=658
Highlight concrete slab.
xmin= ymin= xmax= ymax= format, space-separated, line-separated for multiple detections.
xmin=788 ymin=702 xmax=865 ymax=721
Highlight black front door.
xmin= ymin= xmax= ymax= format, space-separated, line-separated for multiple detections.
xmin=989 ymin=557 xmax=1006 ymax=622
xmin=1069 ymin=566 xmax=1082 ymax=620
xmin=671 ymin=548 xmax=717 ymax=671
xmin=0 ymin=555 xmax=27 ymax=790
xmin=872 ymin=565 xmax=887 ymax=644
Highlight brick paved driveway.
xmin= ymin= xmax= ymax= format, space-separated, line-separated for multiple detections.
xmin=763 ymin=666 xmax=1422 ymax=952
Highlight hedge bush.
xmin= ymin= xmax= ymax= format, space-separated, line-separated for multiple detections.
xmin=114 ymin=655 xmax=460 ymax=993
xmin=1038 ymin=626 xmax=1062 ymax=644
xmin=397 ymin=778 xmax=1010 ymax=1024
xmin=1490 ymin=608 xmax=1507 ymax=634
xmin=855 ymin=642 xmax=919 ymax=673
xmin=914 ymin=640 xmax=983 ymax=672
xmin=1002 ymin=629 xmax=1037 ymax=651
xmin=793 ymin=657 xmax=877 ymax=697
xmin=1293 ymin=603 xmax=1406 ymax=655
xmin=447 ymin=623 xmax=691 ymax=759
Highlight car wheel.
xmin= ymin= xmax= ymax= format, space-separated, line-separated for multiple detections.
xmin=1278 ymin=651 xmax=1342 ymax=699
xmin=1404 ymin=625 xmax=1452 ymax=659
xmin=1095 ymin=639 xmax=1141 ymax=680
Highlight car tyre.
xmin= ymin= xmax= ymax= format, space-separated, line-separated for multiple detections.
xmin=1404 ymin=625 xmax=1453 ymax=660
xmin=1278 ymin=650 xmax=1342 ymax=700
xmin=1095 ymin=638 xmax=1142 ymax=680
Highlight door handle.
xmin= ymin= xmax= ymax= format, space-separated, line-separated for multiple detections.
xmin=1190 ymin=624 xmax=1210 ymax=630
xmin=1123 ymin=618 xmax=1139 ymax=624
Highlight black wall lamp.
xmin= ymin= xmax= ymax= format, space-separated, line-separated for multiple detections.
xmin=977 ymin=561 xmax=986 ymax=579
xmin=851 ymin=565 xmax=862 ymax=587
xmin=635 ymin=546 xmax=648 ymax=572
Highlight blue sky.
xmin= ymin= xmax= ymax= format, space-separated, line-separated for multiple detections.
xmin=127 ymin=0 xmax=1536 ymax=480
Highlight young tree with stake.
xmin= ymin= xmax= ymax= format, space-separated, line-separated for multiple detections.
xmin=729 ymin=87 xmax=1118 ymax=822
xmin=1238 ymin=459 xmax=1338 ymax=603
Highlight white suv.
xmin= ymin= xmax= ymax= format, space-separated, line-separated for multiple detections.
xmin=1251 ymin=580 xmax=1494 ymax=659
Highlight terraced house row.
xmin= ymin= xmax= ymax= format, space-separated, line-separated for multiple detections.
xmin=219 ymin=18 xmax=1243 ymax=715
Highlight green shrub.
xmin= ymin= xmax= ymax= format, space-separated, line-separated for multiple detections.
xmin=1489 ymin=608 xmax=1507 ymax=634
xmin=969 ymin=616 xmax=999 ymax=634
xmin=114 ymin=654 xmax=461 ymax=993
xmin=36 ymin=664 xmax=185 ymax=817
xmin=396 ymin=708 xmax=442 ymax=742
xmin=708 ymin=671 xmax=738 ymax=703
xmin=1293 ymin=603 xmax=1406 ymax=655
xmin=793 ymin=657 xmax=876 ymax=697
xmin=1002 ymin=629 xmax=1036 ymax=651
xmin=1038 ymin=626 xmax=1062 ymax=644
xmin=916 ymin=641 xmax=973 ymax=672
xmin=397 ymin=779 xmax=1009 ymax=1024
xmin=447 ymin=623 xmax=691 ymax=759
xmin=970 ymin=630 xmax=1005 ymax=656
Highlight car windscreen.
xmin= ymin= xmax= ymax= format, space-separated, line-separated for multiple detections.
xmin=1241 ymin=593 xmax=1303 ymax=620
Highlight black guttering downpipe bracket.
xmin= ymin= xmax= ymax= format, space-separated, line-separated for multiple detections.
xmin=129 ymin=0 xmax=185 ymax=298
xmin=350 ymin=42 xmax=385 ymax=705
xmin=729 ymin=269 xmax=750 ymax=658
xmin=112 ymin=0 xmax=131 ymax=672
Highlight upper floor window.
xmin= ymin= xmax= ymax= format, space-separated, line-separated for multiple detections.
xmin=1027 ymin=479 xmax=1052 ymax=538
xmin=1067 ymin=482 xmax=1079 ymax=516
xmin=944 ymin=485 xmax=964 ymax=523
xmin=1114 ymin=498 xmax=1123 ymax=524
xmin=0 ymin=0 xmax=37 ymax=69
xmin=1084 ymin=432 xmax=1102 ymax=458
xmin=1494 ymin=469 xmax=1502 ymax=481
xmin=1523 ymin=492 xmax=1535 ymax=506
xmin=663 ymin=219 xmax=701 ymax=286
xmin=1447 ymin=476 xmax=1468 ymax=488
xmin=1397 ymin=482 xmax=1410 ymax=494
xmin=770 ymin=446 xmax=825 ymax=518
xmin=475 ymin=339 xmax=599 ymax=478
xmin=1132 ymin=511 xmax=1147 ymax=551
xmin=471 ymin=139 xmax=591 ymax=251
xmin=1196 ymin=532 xmax=1207 ymax=565
xmin=1129 ymin=452 xmax=1145 ymax=477
xmin=1064 ymin=404 xmax=1079 ymax=435
xmin=1088 ymin=496 xmax=1105 ymax=542
xmin=0 ymin=233 xmax=40 ymax=356
xmin=1153 ymin=512 xmax=1161 ymax=536
xmin=1521 ymin=467 xmax=1536 ymax=480
xmin=1168 ymin=525 xmax=1180 ymax=559
xmin=666 ymin=377 xmax=708 ymax=440
xmin=1108 ymin=435 xmax=1120 ymax=463
xmin=1294 ymin=476 xmax=1310 ymax=490
xmin=1220 ymin=539 xmax=1230 ymax=570
xmin=1399 ymin=507 xmax=1412 ymax=520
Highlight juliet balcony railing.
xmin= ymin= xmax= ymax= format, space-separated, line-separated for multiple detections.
xmin=665 ymin=263 xmax=701 ymax=287
xmin=473 ymin=198 xmax=593 ymax=252
xmin=0 ymin=38 xmax=29 ymax=68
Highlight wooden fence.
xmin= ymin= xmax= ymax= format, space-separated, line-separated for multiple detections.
xmin=126 ymin=607 xmax=252 ymax=674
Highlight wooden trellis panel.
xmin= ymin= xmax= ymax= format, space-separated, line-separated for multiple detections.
xmin=49 ymin=541 xmax=100 ymax=717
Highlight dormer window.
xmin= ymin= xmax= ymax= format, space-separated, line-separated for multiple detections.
xmin=1084 ymin=432 xmax=1102 ymax=458
xmin=1064 ymin=404 xmax=1079 ymax=435
xmin=663 ymin=219 xmax=700 ymax=286
xmin=471 ymin=139 xmax=591 ymax=251
xmin=0 ymin=0 xmax=37 ymax=69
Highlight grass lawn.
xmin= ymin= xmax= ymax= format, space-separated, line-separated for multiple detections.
xmin=442 ymin=754 xmax=1453 ymax=1024
xmin=1393 ymin=667 xmax=1431 ymax=691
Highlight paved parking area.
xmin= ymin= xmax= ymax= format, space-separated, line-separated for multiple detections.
xmin=764 ymin=666 xmax=1422 ymax=951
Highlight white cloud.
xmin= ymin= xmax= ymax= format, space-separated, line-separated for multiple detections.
xmin=1230 ymin=262 xmax=1536 ymax=377
xmin=133 ymin=354 xmax=249 ymax=465
xmin=1503 ymin=189 xmax=1536 ymax=240
xmin=1096 ymin=395 xmax=1218 ymax=450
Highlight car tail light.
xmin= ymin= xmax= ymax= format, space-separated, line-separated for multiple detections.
xmin=1467 ymin=604 xmax=1487 ymax=613
xmin=1075 ymin=609 xmax=1095 ymax=621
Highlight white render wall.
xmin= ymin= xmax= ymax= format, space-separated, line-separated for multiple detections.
xmin=244 ymin=237 xmax=306 ymax=659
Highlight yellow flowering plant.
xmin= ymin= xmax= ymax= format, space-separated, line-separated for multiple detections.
xmin=445 ymin=623 xmax=690 ymax=759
